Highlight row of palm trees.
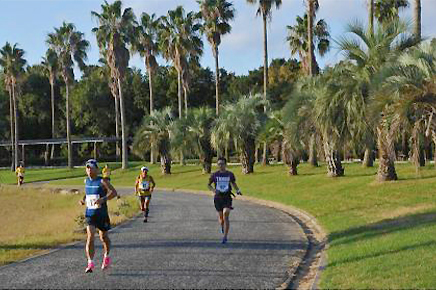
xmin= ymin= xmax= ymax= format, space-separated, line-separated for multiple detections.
xmin=132 ymin=0 xmax=432 ymax=184
xmin=0 ymin=0 xmax=337 ymax=170
xmin=0 ymin=0 xmax=424 ymax=176
xmin=133 ymin=95 xmax=266 ymax=175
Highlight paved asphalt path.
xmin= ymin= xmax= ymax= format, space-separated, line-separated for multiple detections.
xmin=0 ymin=189 xmax=307 ymax=289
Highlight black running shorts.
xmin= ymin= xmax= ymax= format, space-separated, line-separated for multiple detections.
xmin=214 ymin=195 xmax=232 ymax=212
xmin=86 ymin=213 xmax=111 ymax=232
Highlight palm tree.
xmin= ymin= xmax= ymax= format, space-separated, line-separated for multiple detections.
xmin=258 ymin=110 xmax=285 ymax=162
xmin=282 ymin=78 xmax=319 ymax=171
xmin=414 ymin=0 xmax=421 ymax=41
xmin=133 ymin=108 xmax=174 ymax=174
xmin=159 ymin=6 xmax=203 ymax=119
xmin=92 ymin=0 xmax=136 ymax=169
xmin=374 ymin=43 xmax=436 ymax=174
xmin=160 ymin=7 xmax=203 ymax=165
xmin=0 ymin=42 xmax=26 ymax=170
xmin=286 ymin=8 xmax=330 ymax=75
xmin=198 ymin=0 xmax=235 ymax=115
xmin=374 ymin=0 xmax=409 ymax=24
xmin=132 ymin=12 xmax=160 ymax=164
xmin=41 ymin=48 xmax=58 ymax=160
xmin=212 ymin=95 xmax=266 ymax=174
xmin=97 ymin=54 xmax=121 ymax=160
xmin=172 ymin=107 xmax=215 ymax=173
xmin=47 ymin=22 xmax=89 ymax=169
xmin=246 ymin=0 xmax=282 ymax=166
xmin=338 ymin=20 xmax=419 ymax=175
xmin=306 ymin=0 xmax=316 ymax=76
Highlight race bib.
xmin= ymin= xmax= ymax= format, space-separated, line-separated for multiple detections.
xmin=217 ymin=181 xmax=229 ymax=193
xmin=86 ymin=194 xmax=101 ymax=210
xmin=140 ymin=181 xmax=150 ymax=191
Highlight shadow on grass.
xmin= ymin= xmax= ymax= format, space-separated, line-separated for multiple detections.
xmin=329 ymin=211 xmax=436 ymax=247
xmin=328 ymin=240 xmax=436 ymax=267
xmin=397 ymin=173 xmax=436 ymax=181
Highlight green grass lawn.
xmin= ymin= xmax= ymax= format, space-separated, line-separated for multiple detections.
xmin=0 ymin=161 xmax=135 ymax=185
xmin=3 ymin=161 xmax=436 ymax=287
xmin=0 ymin=185 xmax=139 ymax=266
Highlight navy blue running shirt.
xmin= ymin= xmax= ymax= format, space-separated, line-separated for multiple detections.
xmin=209 ymin=170 xmax=236 ymax=195
xmin=84 ymin=176 xmax=108 ymax=217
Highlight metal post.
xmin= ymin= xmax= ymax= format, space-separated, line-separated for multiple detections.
xmin=94 ymin=142 xmax=97 ymax=160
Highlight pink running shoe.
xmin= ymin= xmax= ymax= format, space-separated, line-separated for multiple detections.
xmin=85 ymin=261 xmax=95 ymax=273
xmin=101 ymin=256 xmax=112 ymax=270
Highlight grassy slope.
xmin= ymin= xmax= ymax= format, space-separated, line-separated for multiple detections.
xmin=0 ymin=186 xmax=138 ymax=266
xmin=6 ymin=162 xmax=436 ymax=287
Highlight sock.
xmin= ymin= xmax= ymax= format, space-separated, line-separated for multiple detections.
xmin=88 ymin=259 xmax=94 ymax=264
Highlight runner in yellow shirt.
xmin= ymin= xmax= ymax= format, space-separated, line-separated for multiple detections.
xmin=102 ymin=165 xmax=111 ymax=180
xmin=135 ymin=166 xmax=156 ymax=223
xmin=15 ymin=163 xmax=25 ymax=186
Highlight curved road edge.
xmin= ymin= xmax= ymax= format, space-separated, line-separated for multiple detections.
xmin=157 ymin=187 xmax=328 ymax=290
xmin=16 ymin=183 xmax=328 ymax=289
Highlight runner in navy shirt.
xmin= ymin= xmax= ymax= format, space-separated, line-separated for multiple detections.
xmin=79 ymin=159 xmax=118 ymax=273
xmin=208 ymin=157 xmax=242 ymax=244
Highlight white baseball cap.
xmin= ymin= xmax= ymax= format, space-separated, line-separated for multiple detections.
xmin=141 ymin=166 xmax=149 ymax=172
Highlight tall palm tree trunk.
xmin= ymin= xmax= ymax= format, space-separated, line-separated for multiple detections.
xmin=368 ymin=0 xmax=374 ymax=35
xmin=65 ymin=81 xmax=73 ymax=169
xmin=8 ymin=88 xmax=15 ymax=171
xmin=323 ymin=140 xmax=344 ymax=177
xmin=177 ymin=70 xmax=183 ymax=119
xmin=362 ymin=147 xmax=374 ymax=167
xmin=201 ymin=138 xmax=214 ymax=174
xmin=214 ymin=45 xmax=220 ymax=116
xmin=50 ymin=77 xmax=56 ymax=160
xmin=431 ymin=130 xmax=436 ymax=169
xmin=183 ymin=86 xmax=188 ymax=118
xmin=177 ymin=69 xmax=184 ymax=165
xmin=282 ymin=147 xmax=299 ymax=175
xmin=307 ymin=0 xmax=315 ymax=76
xmin=12 ymin=84 xmax=19 ymax=168
xmin=376 ymin=122 xmax=398 ymax=181
xmin=308 ymin=133 xmax=318 ymax=166
xmin=114 ymin=94 xmax=121 ymax=160
xmin=117 ymin=77 xmax=128 ymax=169
xmin=414 ymin=0 xmax=421 ymax=41
xmin=241 ymin=138 xmax=255 ymax=174
xmin=159 ymin=139 xmax=171 ymax=174
xmin=147 ymin=66 xmax=156 ymax=164
xmin=262 ymin=13 xmax=269 ymax=166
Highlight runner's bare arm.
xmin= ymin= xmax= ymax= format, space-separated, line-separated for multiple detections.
xmin=231 ymin=182 xmax=242 ymax=195
xmin=79 ymin=195 xmax=86 ymax=205
xmin=135 ymin=178 xmax=139 ymax=194
xmin=208 ymin=176 xmax=216 ymax=193
xmin=100 ymin=179 xmax=118 ymax=202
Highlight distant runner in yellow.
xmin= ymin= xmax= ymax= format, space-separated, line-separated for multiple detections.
xmin=135 ymin=166 xmax=156 ymax=223
xmin=102 ymin=164 xmax=111 ymax=180
xmin=15 ymin=163 xmax=25 ymax=186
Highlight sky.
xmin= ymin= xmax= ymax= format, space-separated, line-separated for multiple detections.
xmin=0 ymin=0 xmax=435 ymax=78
